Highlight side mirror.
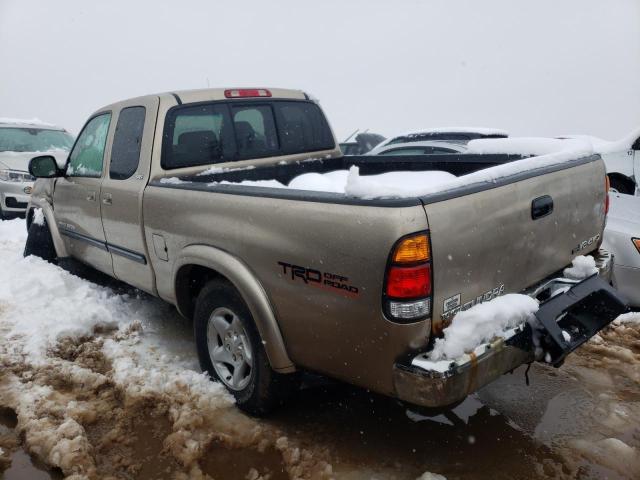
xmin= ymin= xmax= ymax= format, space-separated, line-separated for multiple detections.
xmin=29 ymin=155 xmax=63 ymax=178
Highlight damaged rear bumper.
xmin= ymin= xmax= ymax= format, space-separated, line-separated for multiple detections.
xmin=392 ymin=252 xmax=628 ymax=408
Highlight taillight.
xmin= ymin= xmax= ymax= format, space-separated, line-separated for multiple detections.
xmin=605 ymin=176 xmax=610 ymax=215
xmin=224 ymin=88 xmax=272 ymax=98
xmin=384 ymin=232 xmax=432 ymax=322
xmin=633 ymin=238 xmax=640 ymax=254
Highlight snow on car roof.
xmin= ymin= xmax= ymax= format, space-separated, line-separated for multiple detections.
xmin=0 ymin=117 xmax=64 ymax=130
xmin=591 ymin=127 xmax=640 ymax=154
xmin=556 ymin=127 xmax=640 ymax=154
xmin=370 ymin=140 xmax=468 ymax=154
xmin=396 ymin=127 xmax=509 ymax=137
xmin=371 ymin=127 xmax=509 ymax=152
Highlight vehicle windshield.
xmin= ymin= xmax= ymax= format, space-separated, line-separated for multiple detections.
xmin=0 ymin=127 xmax=74 ymax=152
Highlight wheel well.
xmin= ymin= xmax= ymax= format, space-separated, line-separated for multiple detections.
xmin=175 ymin=264 xmax=226 ymax=320
xmin=607 ymin=173 xmax=636 ymax=193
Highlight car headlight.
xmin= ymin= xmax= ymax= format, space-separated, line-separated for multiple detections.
xmin=0 ymin=169 xmax=35 ymax=182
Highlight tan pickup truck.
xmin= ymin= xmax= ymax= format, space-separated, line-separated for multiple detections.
xmin=24 ymin=88 xmax=627 ymax=414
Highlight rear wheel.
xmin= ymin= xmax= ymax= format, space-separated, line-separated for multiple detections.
xmin=193 ymin=280 xmax=298 ymax=415
xmin=23 ymin=216 xmax=57 ymax=262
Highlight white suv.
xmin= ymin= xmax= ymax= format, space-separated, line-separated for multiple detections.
xmin=0 ymin=118 xmax=73 ymax=219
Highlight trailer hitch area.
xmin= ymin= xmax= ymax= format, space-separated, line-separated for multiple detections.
xmin=533 ymin=274 xmax=629 ymax=367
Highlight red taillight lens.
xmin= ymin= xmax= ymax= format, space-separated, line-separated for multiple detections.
xmin=633 ymin=238 xmax=640 ymax=254
xmin=385 ymin=232 xmax=432 ymax=321
xmin=224 ymin=88 xmax=272 ymax=98
xmin=386 ymin=264 xmax=431 ymax=298
xmin=605 ymin=176 xmax=610 ymax=215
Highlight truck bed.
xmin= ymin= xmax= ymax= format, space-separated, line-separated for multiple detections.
xmin=153 ymin=153 xmax=524 ymax=206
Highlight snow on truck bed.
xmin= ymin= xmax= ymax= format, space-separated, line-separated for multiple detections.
xmin=193 ymin=137 xmax=594 ymax=199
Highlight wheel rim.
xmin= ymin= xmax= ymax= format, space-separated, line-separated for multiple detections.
xmin=206 ymin=307 xmax=253 ymax=391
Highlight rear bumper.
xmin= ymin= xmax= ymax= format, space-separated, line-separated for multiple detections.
xmin=392 ymin=250 xmax=628 ymax=408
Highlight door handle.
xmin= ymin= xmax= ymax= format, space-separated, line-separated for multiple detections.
xmin=102 ymin=193 xmax=113 ymax=206
xmin=86 ymin=191 xmax=96 ymax=202
xmin=532 ymin=195 xmax=553 ymax=220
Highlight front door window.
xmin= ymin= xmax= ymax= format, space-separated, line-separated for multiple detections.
xmin=67 ymin=113 xmax=111 ymax=177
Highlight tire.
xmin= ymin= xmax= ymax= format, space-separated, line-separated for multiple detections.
xmin=23 ymin=216 xmax=57 ymax=262
xmin=608 ymin=175 xmax=635 ymax=195
xmin=194 ymin=280 xmax=298 ymax=415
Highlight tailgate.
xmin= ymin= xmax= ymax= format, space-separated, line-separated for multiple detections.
xmin=423 ymin=157 xmax=607 ymax=334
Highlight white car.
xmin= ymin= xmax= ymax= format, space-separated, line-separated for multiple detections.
xmin=602 ymin=192 xmax=640 ymax=307
xmin=368 ymin=140 xmax=467 ymax=156
xmin=558 ymin=128 xmax=640 ymax=196
xmin=0 ymin=118 xmax=73 ymax=219
xmin=369 ymin=127 xmax=508 ymax=155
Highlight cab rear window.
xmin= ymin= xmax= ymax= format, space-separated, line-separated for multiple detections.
xmin=161 ymin=100 xmax=334 ymax=169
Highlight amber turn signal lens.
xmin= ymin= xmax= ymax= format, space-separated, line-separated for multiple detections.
xmin=393 ymin=234 xmax=430 ymax=263
xmin=633 ymin=238 xmax=640 ymax=254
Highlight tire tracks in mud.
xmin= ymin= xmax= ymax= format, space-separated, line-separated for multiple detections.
xmin=0 ymin=324 xmax=334 ymax=480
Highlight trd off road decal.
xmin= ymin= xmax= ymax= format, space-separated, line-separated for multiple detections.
xmin=441 ymin=284 xmax=505 ymax=321
xmin=277 ymin=261 xmax=359 ymax=296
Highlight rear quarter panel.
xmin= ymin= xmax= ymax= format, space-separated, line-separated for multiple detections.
xmin=143 ymin=187 xmax=431 ymax=395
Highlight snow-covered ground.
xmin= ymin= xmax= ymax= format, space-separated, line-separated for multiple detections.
xmin=0 ymin=219 xmax=337 ymax=480
xmin=0 ymin=217 xmax=638 ymax=480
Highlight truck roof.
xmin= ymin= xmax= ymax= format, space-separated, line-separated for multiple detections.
xmin=98 ymin=87 xmax=310 ymax=113
xmin=167 ymin=87 xmax=309 ymax=104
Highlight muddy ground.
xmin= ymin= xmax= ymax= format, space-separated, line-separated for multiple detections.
xmin=0 ymin=219 xmax=638 ymax=480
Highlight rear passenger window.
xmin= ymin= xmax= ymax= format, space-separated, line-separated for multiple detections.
xmin=162 ymin=104 xmax=235 ymax=169
xmin=231 ymin=105 xmax=279 ymax=159
xmin=161 ymin=100 xmax=336 ymax=170
xmin=274 ymin=102 xmax=335 ymax=154
xmin=110 ymin=106 xmax=145 ymax=179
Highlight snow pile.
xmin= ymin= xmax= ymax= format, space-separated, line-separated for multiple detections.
xmin=592 ymin=126 xmax=640 ymax=154
xmin=430 ymin=294 xmax=540 ymax=361
xmin=159 ymin=176 xmax=188 ymax=185
xmin=211 ymin=167 xmax=459 ymax=198
xmin=288 ymin=170 xmax=349 ymax=193
xmin=0 ymin=218 xmax=337 ymax=479
xmin=563 ymin=255 xmax=598 ymax=280
xmin=617 ymin=312 xmax=640 ymax=325
xmin=198 ymin=164 xmax=256 ymax=176
xmin=221 ymin=179 xmax=287 ymax=189
xmin=2 ymin=256 xmax=128 ymax=362
xmin=32 ymin=207 xmax=44 ymax=226
xmin=416 ymin=472 xmax=447 ymax=480
xmin=571 ymin=437 xmax=640 ymax=477
xmin=344 ymin=167 xmax=456 ymax=199
xmin=467 ymin=137 xmax=589 ymax=156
